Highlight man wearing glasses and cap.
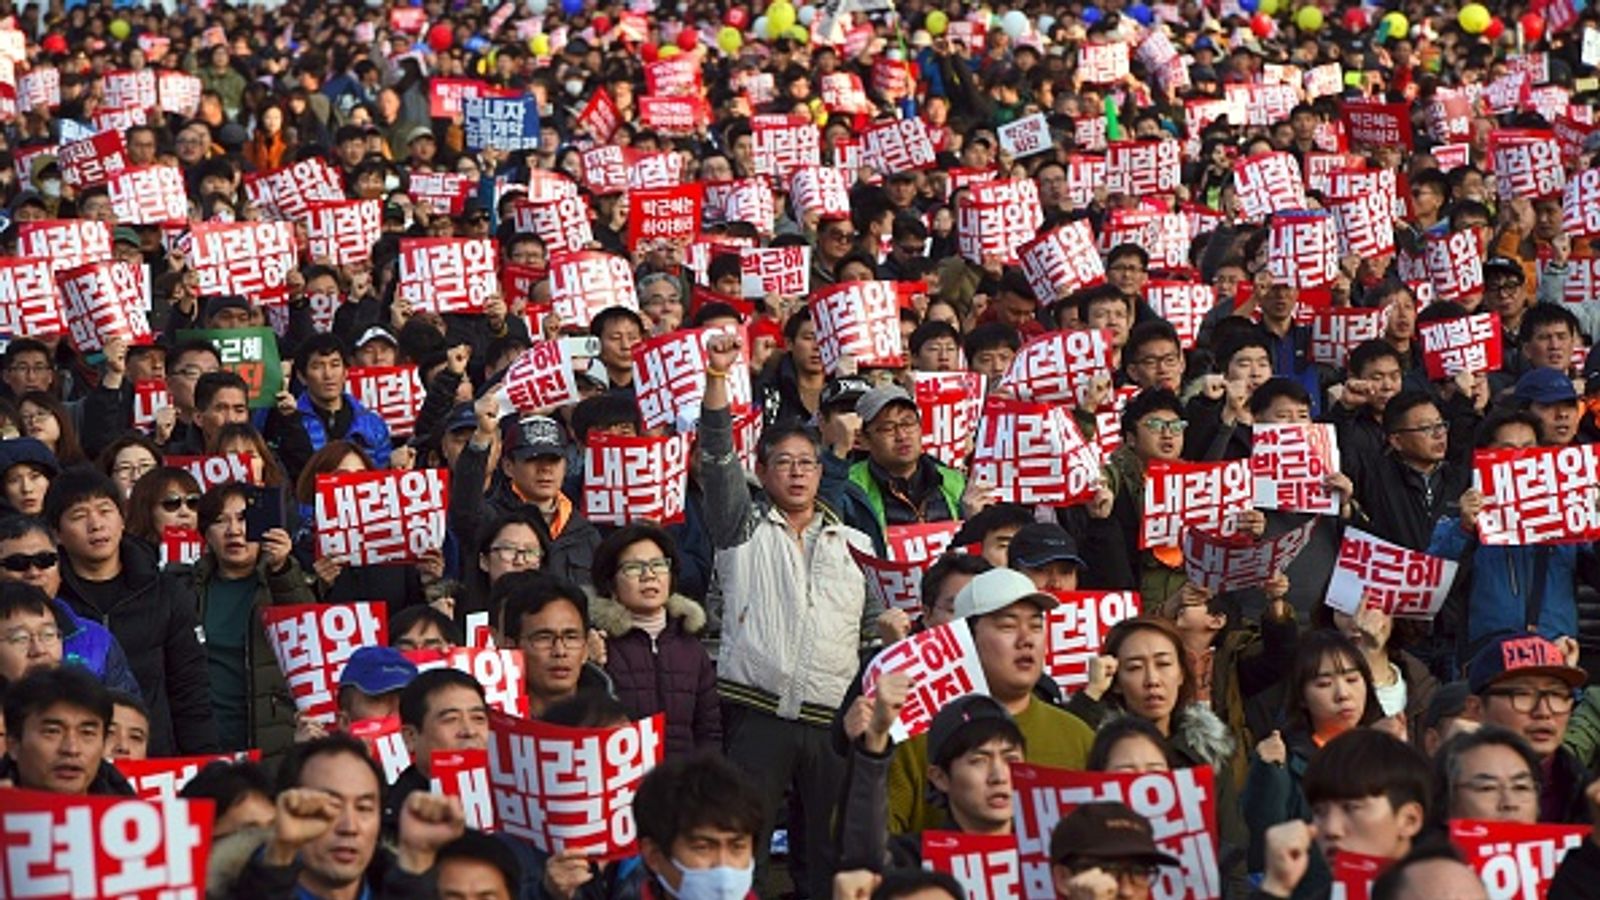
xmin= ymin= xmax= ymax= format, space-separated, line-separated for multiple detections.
xmin=1050 ymin=802 xmax=1183 ymax=900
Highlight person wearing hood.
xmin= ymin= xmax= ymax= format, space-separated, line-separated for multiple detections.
xmin=588 ymin=523 xmax=721 ymax=759
xmin=0 ymin=437 xmax=58 ymax=517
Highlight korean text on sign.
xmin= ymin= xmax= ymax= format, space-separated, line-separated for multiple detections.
xmin=165 ymin=453 xmax=257 ymax=492
xmin=1419 ymin=313 xmax=1502 ymax=379
xmin=1018 ymin=221 xmax=1105 ymax=302
xmin=1473 ymin=444 xmax=1600 ymax=546
xmin=314 ymin=469 xmax=450 ymax=565
xmin=583 ymin=432 xmax=693 ymax=525
xmin=1043 ymin=591 xmax=1142 ymax=693
xmin=406 ymin=647 xmax=529 ymax=718
xmin=1326 ymin=528 xmax=1458 ymax=619
xmin=58 ymin=261 xmax=151 ymax=354
xmin=243 ymin=158 xmax=346 ymax=222
xmin=306 ymin=200 xmax=383 ymax=266
xmin=18 ymin=219 xmax=112 ymax=274
xmin=486 ymin=712 xmax=664 ymax=860
xmin=1141 ymin=459 xmax=1253 ymax=549
xmin=1002 ymin=329 xmax=1114 ymax=405
xmin=860 ymin=118 xmax=937 ymax=175
xmin=633 ymin=326 xmax=753 ymax=432
xmin=1232 ymin=152 xmax=1307 ymax=221
xmin=548 ymin=251 xmax=639 ymax=329
xmin=398 ymin=238 xmax=499 ymax=315
xmin=849 ymin=522 xmax=962 ymax=614
xmin=1250 ymin=423 xmax=1341 ymax=515
xmin=1182 ymin=519 xmax=1316 ymax=593
xmin=263 ymin=602 xmax=388 ymax=724
xmin=348 ymin=366 xmax=424 ymax=438
xmin=0 ymin=788 xmax=215 ymax=900
xmin=433 ymin=749 xmax=497 ymax=832
xmin=501 ymin=341 xmax=581 ymax=413
xmin=115 ymin=752 xmax=259 ymax=802
xmin=922 ymin=832 xmax=1022 ymax=900
xmin=915 ymin=371 xmax=986 ymax=468
xmin=860 ymin=621 xmax=990 ymax=743
xmin=809 ymin=280 xmax=905 ymax=372
xmin=0 ymin=258 xmax=64 ymax=337
xmin=1012 ymin=764 xmax=1220 ymax=900
xmin=1449 ymin=819 xmax=1588 ymax=900
xmin=970 ymin=397 xmax=1101 ymax=507
xmin=186 ymin=221 xmax=298 ymax=302
xmin=957 ymin=179 xmax=1043 ymax=266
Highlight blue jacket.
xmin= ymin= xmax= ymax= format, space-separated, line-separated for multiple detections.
xmin=260 ymin=392 xmax=392 ymax=469
xmin=58 ymin=600 xmax=141 ymax=695
xmin=1428 ymin=515 xmax=1587 ymax=646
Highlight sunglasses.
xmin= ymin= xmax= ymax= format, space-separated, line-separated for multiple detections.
xmin=0 ymin=551 xmax=58 ymax=572
xmin=161 ymin=493 xmax=202 ymax=512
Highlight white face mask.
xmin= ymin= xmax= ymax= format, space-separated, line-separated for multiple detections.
xmin=661 ymin=859 xmax=753 ymax=900
xmin=39 ymin=179 xmax=61 ymax=199
xmin=383 ymin=174 xmax=401 ymax=193
xmin=565 ymin=79 xmax=585 ymax=96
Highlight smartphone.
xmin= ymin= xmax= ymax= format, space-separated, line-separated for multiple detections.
xmin=560 ymin=335 xmax=601 ymax=359
xmin=244 ymin=486 xmax=284 ymax=542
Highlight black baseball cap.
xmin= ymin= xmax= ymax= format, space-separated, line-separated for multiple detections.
xmin=820 ymin=375 xmax=872 ymax=412
xmin=926 ymin=694 xmax=1020 ymax=769
xmin=1006 ymin=523 xmax=1086 ymax=571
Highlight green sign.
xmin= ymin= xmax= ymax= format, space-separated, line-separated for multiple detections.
xmin=177 ymin=327 xmax=283 ymax=409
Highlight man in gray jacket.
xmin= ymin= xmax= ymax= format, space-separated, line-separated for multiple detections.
xmin=699 ymin=333 xmax=877 ymax=899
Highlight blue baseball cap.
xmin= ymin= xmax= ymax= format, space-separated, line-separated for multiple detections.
xmin=1513 ymin=367 xmax=1578 ymax=406
xmin=1466 ymin=633 xmax=1585 ymax=695
xmin=337 ymin=647 xmax=418 ymax=696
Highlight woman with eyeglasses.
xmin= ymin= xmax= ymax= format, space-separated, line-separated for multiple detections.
xmin=191 ymin=482 xmax=314 ymax=760
xmin=125 ymin=467 xmax=204 ymax=550
xmin=466 ymin=508 xmax=549 ymax=637
xmin=98 ymin=435 xmax=162 ymax=500
xmin=18 ymin=391 xmax=86 ymax=467
xmin=588 ymin=523 xmax=721 ymax=759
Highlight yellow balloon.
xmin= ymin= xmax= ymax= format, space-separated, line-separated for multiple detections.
xmin=1458 ymin=2 xmax=1490 ymax=33
xmin=530 ymin=33 xmax=550 ymax=55
xmin=925 ymin=10 xmax=949 ymax=35
xmin=1258 ymin=0 xmax=1278 ymax=16
xmin=717 ymin=25 xmax=743 ymax=53
xmin=785 ymin=23 xmax=809 ymax=42
xmin=1383 ymin=11 xmax=1408 ymax=36
xmin=109 ymin=19 xmax=131 ymax=39
xmin=1294 ymin=5 xmax=1323 ymax=30
xmin=767 ymin=1 xmax=797 ymax=35
xmin=659 ymin=44 xmax=681 ymax=57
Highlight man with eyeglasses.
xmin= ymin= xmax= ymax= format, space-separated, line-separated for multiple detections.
xmin=1050 ymin=802 xmax=1182 ymax=900
xmin=1435 ymin=726 xmax=1542 ymax=824
xmin=1123 ymin=321 xmax=1186 ymax=393
xmin=1482 ymin=256 xmax=1535 ymax=370
xmin=877 ymin=215 xmax=930 ymax=282
xmin=498 ymin=572 xmax=606 ymax=718
xmin=1103 ymin=389 xmax=1191 ymax=602
xmin=0 ymin=515 xmax=140 ymax=695
xmin=832 ymin=385 xmax=969 ymax=553
xmin=1351 ymin=390 xmax=1468 ymax=552
xmin=1463 ymin=633 xmax=1590 ymax=823
xmin=1 ymin=338 xmax=56 ymax=400
xmin=162 ymin=339 xmax=225 ymax=453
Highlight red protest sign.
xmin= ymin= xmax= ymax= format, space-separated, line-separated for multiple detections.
xmin=861 ymin=118 xmax=937 ymax=175
xmin=922 ymin=832 xmax=1021 ymax=900
xmin=114 ymin=752 xmax=259 ymax=801
xmin=1303 ymin=152 xmax=1364 ymax=195
xmin=576 ymin=88 xmax=621 ymax=143
xmin=1331 ymin=852 xmax=1386 ymax=900
xmin=58 ymin=130 xmax=128 ymax=189
xmin=314 ymin=469 xmax=450 ymax=564
xmin=957 ymin=179 xmax=1043 ymax=265
xmin=389 ymin=6 xmax=426 ymax=32
xmin=133 ymin=381 xmax=170 ymax=431
xmin=1474 ymin=444 xmax=1600 ymax=546
xmin=819 ymin=72 xmax=871 ymax=114
xmin=850 ymin=522 xmax=962 ymax=614
xmin=263 ymin=602 xmax=388 ymax=724
xmin=583 ymin=433 xmax=693 ymax=525
xmin=348 ymin=715 xmax=413 ymax=783
xmin=58 ymin=261 xmax=152 ymax=354
xmin=644 ymin=56 xmax=702 ymax=97
xmin=1419 ymin=312 xmax=1501 ymax=379
xmin=1563 ymin=168 xmax=1600 ymax=241
xmin=1340 ymin=100 xmax=1414 ymax=149
xmin=788 ymin=166 xmax=853 ymax=219
xmin=1144 ymin=282 xmax=1215 ymax=350
xmin=1002 ymin=329 xmax=1115 ymax=405
xmin=18 ymin=220 xmax=113 ymax=274
xmin=915 ymin=371 xmax=986 ymax=468
xmin=486 ymin=712 xmax=664 ymax=860
xmin=1449 ymin=819 xmax=1589 ymax=897
xmin=624 ymin=149 xmax=686 ymax=192
xmin=0 ymin=257 xmax=63 ymax=337
xmin=1182 ymin=519 xmax=1317 ymax=592
xmin=632 ymin=326 xmax=753 ymax=431
xmin=580 ymin=145 xmax=627 ymax=196
xmin=243 ymin=158 xmax=347 ymax=223
xmin=752 ymin=114 xmax=820 ymax=182
xmin=1491 ymin=130 xmax=1566 ymax=201
xmin=102 ymin=68 xmax=156 ymax=110
xmin=1266 ymin=211 xmax=1339 ymax=290
xmin=1329 ymin=190 xmax=1396 ymax=260
xmin=1327 ymin=528 xmax=1459 ymax=618
xmin=429 ymin=78 xmax=515 ymax=118
xmin=1019 ymin=221 xmax=1105 ymax=303
xmin=407 ymin=647 xmax=529 ymax=717
xmin=1106 ymin=139 xmax=1182 ymax=196
xmin=407 ymin=170 xmax=474 ymax=216
xmin=971 ymin=397 xmax=1101 ymax=506
xmin=809 ymin=280 xmax=905 ymax=372
xmin=628 ymin=184 xmax=702 ymax=251
xmin=1141 ymin=459 xmax=1253 ymax=549
xmin=1421 ymin=230 xmax=1486 ymax=304
xmin=158 ymin=526 xmax=202 ymax=568
xmin=502 ymin=340 xmax=580 ymax=413
xmin=185 ymin=221 xmax=298 ymax=302
xmin=548 ymin=250 xmax=639 ymax=329
xmin=1250 ymin=423 xmax=1341 ymax=515
xmin=1012 ymin=764 xmax=1221 ymax=900
xmin=1077 ymin=41 xmax=1130 ymax=83
xmin=0 ymin=788 xmax=214 ymax=900
xmin=306 ymin=199 xmax=383 ymax=266
xmin=397 ymin=238 xmax=498 ymax=315
xmin=1043 ymin=591 xmax=1142 ymax=693
xmin=348 ymin=365 xmax=424 ymax=438
xmin=510 ymin=195 xmax=594 ymax=257
xmin=106 ymin=166 xmax=188 ymax=225
xmin=433 ymin=749 xmax=496 ymax=832
xmin=861 ymin=621 xmax=989 ymax=742
xmin=1232 ymin=152 xmax=1307 ymax=222
xmin=734 ymin=242 xmax=804 ymax=296
xmin=18 ymin=67 xmax=61 ymax=112
xmin=1099 ymin=211 xmax=1189 ymax=271
xmin=164 ymin=453 xmax=256 ymax=491
xmin=639 ymin=95 xmax=709 ymax=135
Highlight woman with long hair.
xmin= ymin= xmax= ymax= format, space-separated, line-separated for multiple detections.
xmin=19 ymin=391 xmax=85 ymax=466
xmin=125 ymin=467 xmax=204 ymax=549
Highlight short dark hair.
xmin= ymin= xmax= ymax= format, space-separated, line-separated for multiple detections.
xmin=42 ymin=468 xmax=123 ymax=531
xmin=0 ymin=579 xmax=52 ymax=622
xmin=1124 ymin=320 xmax=1182 ymax=365
xmin=179 ymin=760 xmax=275 ymax=818
xmin=4 ymin=665 xmax=112 ymax=739
xmin=570 ymin=392 xmax=641 ymax=445
xmin=194 ymin=371 xmax=250 ymax=412
xmin=0 ymin=513 xmax=52 ymax=544
xmin=196 ymin=482 xmax=250 ymax=533
xmin=910 ymin=320 xmax=961 ymax=357
xmin=498 ymin=572 xmax=590 ymax=643
xmin=1519 ymin=303 xmax=1580 ymax=346
xmin=920 ymin=553 xmax=993 ymax=612
xmin=1214 ymin=326 xmax=1272 ymax=373
xmin=1106 ymin=243 xmax=1149 ymax=270
xmin=1475 ymin=409 xmax=1545 ymax=448
xmin=435 ymin=832 xmax=523 ymax=897
xmin=275 ymin=732 xmax=387 ymax=805
xmin=590 ymin=305 xmax=645 ymax=338
xmin=964 ymin=322 xmax=1021 ymax=359
xmin=1430 ymin=725 xmax=1541 ymax=826
xmin=1381 ymin=390 xmax=1439 ymax=434
xmin=1347 ymin=339 xmax=1404 ymax=379
xmin=871 ymin=869 xmax=964 ymax=900
xmin=633 ymin=752 xmax=767 ymax=853
xmin=3 ymin=338 xmax=52 ymax=366
xmin=169 ymin=338 xmax=223 ymax=369
xmin=389 ymin=605 xmax=462 ymax=647
xmin=1087 ymin=716 xmax=1177 ymax=771
xmin=1371 ymin=841 xmax=1471 ymax=900
xmin=398 ymin=667 xmax=485 ymax=730
xmin=1304 ymin=728 xmax=1431 ymax=816
xmin=931 ymin=715 xmax=1026 ymax=771
xmin=542 ymin=692 xmax=633 ymax=727
xmin=756 ymin=422 xmax=823 ymax=465
xmin=1247 ymin=377 xmax=1312 ymax=417
xmin=1076 ymin=283 xmax=1131 ymax=324
xmin=591 ymin=522 xmax=680 ymax=599
xmin=293 ymin=332 xmax=348 ymax=377
xmin=1120 ymin=388 xmax=1183 ymax=437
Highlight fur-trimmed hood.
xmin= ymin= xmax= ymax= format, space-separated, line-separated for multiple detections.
xmin=1102 ymin=703 xmax=1237 ymax=769
xmin=588 ymin=591 xmax=708 ymax=638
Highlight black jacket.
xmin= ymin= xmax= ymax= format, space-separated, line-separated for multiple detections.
xmin=450 ymin=441 xmax=602 ymax=589
xmin=1348 ymin=452 xmax=1469 ymax=552
xmin=0 ymin=755 xmax=135 ymax=796
xmin=57 ymin=537 xmax=220 ymax=757
xmin=230 ymin=843 xmax=436 ymax=900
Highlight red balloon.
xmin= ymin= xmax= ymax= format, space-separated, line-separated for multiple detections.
xmin=1483 ymin=16 xmax=1505 ymax=39
xmin=427 ymin=22 xmax=453 ymax=52
xmin=1342 ymin=7 xmax=1367 ymax=30
xmin=725 ymin=6 xmax=750 ymax=29
xmin=1519 ymin=11 xmax=1544 ymax=41
xmin=1250 ymin=12 xmax=1272 ymax=37
xmin=41 ymin=33 xmax=67 ymax=54
xmin=591 ymin=14 xmax=610 ymax=35
xmin=676 ymin=27 xmax=698 ymax=50
xmin=641 ymin=41 xmax=660 ymax=60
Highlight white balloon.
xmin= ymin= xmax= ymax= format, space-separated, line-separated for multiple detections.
xmin=797 ymin=4 xmax=815 ymax=24
xmin=753 ymin=15 xmax=769 ymax=35
xmin=1001 ymin=8 xmax=1028 ymax=36
xmin=527 ymin=0 xmax=549 ymax=13
xmin=1037 ymin=13 xmax=1056 ymax=33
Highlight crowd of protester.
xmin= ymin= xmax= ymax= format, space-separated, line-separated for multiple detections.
xmin=2 ymin=0 xmax=1600 ymax=896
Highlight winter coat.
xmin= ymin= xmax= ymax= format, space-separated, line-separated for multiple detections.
xmin=1347 ymin=451 xmax=1468 ymax=553
xmin=57 ymin=537 xmax=219 ymax=757
xmin=216 ymin=827 xmax=435 ymax=900
xmin=0 ymin=755 xmax=134 ymax=795
xmin=56 ymin=599 xmax=141 ymax=695
xmin=1243 ymin=729 xmax=1325 ymax=900
xmin=192 ymin=552 xmax=317 ymax=763
xmin=450 ymin=441 xmax=603 ymax=589
xmin=589 ymin=591 xmax=722 ymax=758
xmin=1429 ymin=514 xmax=1592 ymax=648
xmin=1103 ymin=445 xmax=1186 ymax=607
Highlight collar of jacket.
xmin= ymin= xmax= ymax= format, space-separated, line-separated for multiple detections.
xmin=589 ymin=591 xmax=707 ymax=638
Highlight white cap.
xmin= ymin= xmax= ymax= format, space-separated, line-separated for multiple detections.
xmin=953 ymin=568 xmax=1060 ymax=619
